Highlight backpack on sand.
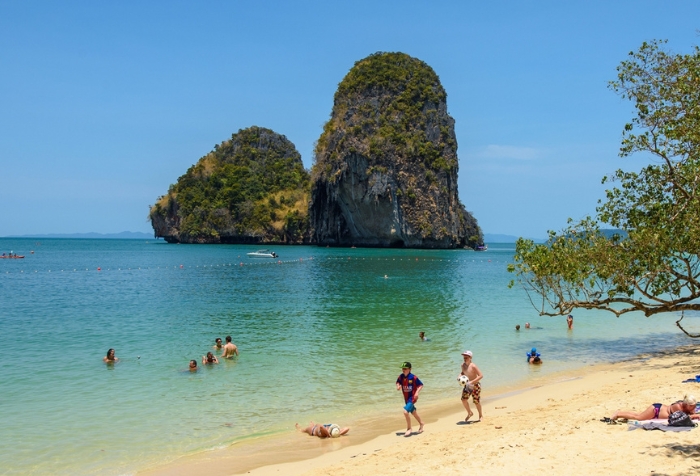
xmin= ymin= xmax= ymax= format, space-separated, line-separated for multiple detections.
xmin=668 ymin=411 xmax=696 ymax=427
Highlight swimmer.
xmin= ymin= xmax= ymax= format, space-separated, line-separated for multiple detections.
xmin=214 ymin=337 xmax=223 ymax=351
xmin=103 ymin=348 xmax=118 ymax=363
xmin=525 ymin=322 xmax=531 ymax=329
xmin=419 ymin=332 xmax=427 ymax=341
xmin=515 ymin=324 xmax=520 ymax=331
xmin=295 ymin=421 xmax=350 ymax=438
xmin=202 ymin=352 xmax=219 ymax=364
xmin=566 ymin=314 xmax=573 ymax=329
xmin=222 ymin=336 xmax=239 ymax=358
xmin=189 ymin=360 xmax=198 ymax=372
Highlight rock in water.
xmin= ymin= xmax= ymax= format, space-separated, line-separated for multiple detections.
xmin=150 ymin=126 xmax=310 ymax=244
xmin=310 ymin=52 xmax=481 ymax=248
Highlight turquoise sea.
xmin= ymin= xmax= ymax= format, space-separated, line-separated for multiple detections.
xmin=0 ymin=238 xmax=695 ymax=475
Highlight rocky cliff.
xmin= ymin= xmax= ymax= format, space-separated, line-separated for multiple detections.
xmin=310 ymin=52 xmax=481 ymax=248
xmin=150 ymin=126 xmax=310 ymax=244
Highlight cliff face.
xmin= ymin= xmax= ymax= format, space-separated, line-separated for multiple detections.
xmin=149 ymin=126 xmax=310 ymax=244
xmin=310 ymin=52 xmax=481 ymax=248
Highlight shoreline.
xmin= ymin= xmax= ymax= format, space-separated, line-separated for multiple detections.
xmin=142 ymin=346 xmax=700 ymax=475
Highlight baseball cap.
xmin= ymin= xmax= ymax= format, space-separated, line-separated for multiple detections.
xmin=401 ymin=361 xmax=412 ymax=369
xmin=461 ymin=350 xmax=472 ymax=357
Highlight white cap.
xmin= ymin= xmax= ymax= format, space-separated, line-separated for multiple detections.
xmin=461 ymin=350 xmax=473 ymax=357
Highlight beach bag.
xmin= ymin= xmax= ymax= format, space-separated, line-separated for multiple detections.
xmin=668 ymin=411 xmax=695 ymax=427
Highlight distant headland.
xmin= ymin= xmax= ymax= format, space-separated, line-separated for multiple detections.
xmin=3 ymin=232 xmax=155 ymax=240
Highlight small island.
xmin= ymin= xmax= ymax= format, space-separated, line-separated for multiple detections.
xmin=150 ymin=53 xmax=482 ymax=248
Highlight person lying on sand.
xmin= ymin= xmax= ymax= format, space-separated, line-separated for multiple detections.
xmin=295 ymin=421 xmax=349 ymax=438
xmin=611 ymin=395 xmax=699 ymax=421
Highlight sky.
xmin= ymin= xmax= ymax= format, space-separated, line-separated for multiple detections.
xmin=1 ymin=1 xmax=699 ymax=239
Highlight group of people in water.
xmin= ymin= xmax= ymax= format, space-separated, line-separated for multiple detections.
xmin=102 ymin=336 xmax=240 ymax=371
xmin=189 ymin=336 xmax=239 ymax=371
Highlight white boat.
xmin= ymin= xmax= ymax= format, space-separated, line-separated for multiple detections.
xmin=246 ymin=249 xmax=279 ymax=258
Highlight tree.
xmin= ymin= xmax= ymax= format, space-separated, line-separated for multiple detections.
xmin=508 ymin=40 xmax=700 ymax=337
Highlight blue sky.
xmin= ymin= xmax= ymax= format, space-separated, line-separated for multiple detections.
xmin=1 ymin=1 xmax=698 ymax=239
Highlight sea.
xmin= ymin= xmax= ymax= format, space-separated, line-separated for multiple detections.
xmin=0 ymin=238 xmax=696 ymax=475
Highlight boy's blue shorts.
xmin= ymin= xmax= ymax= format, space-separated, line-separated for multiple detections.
xmin=404 ymin=401 xmax=415 ymax=413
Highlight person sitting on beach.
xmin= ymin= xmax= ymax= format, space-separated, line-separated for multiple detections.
xmin=202 ymin=352 xmax=219 ymax=364
xmin=526 ymin=347 xmax=541 ymax=363
xmin=189 ymin=360 xmax=198 ymax=372
xmin=222 ymin=336 xmax=238 ymax=358
xmin=611 ymin=395 xmax=700 ymax=421
xmin=567 ymin=314 xmax=573 ymax=329
xmin=295 ymin=421 xmax=350 ymax=438
xmin=213 ymin=338 xmax=223 ymax=351
xmin=103 ymin=348 xmax=118 ymax=363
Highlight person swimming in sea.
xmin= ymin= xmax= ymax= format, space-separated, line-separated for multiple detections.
xmin=103 ymin=348 xmax=118 ymax=363
xmin=202 ymin=352 xmax=219 ymax=364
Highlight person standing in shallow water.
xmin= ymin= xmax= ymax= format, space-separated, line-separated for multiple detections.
xmin=567 ymin=315 xmax=573 ymax=329
xmin=222 ymin=336 xmax=238 ymax=358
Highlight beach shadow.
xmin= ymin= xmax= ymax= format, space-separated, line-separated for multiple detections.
xmin=456 ymin=420 xmax=481 ymax=425
xmin=395 ymin=431 xmax=421 ymax=437
xmin=647 ymin=443 xmax=700 ymax=475
xmin=658 ymin=442 xmax=700 ymax=459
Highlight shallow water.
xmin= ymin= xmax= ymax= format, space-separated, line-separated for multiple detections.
xmin=0 ymin=239 xmax=694 ymax=475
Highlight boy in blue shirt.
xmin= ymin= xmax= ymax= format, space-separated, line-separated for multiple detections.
xmin=396 ymin=361 xmax=424 ymax=437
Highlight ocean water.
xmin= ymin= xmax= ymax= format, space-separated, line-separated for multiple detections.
xmin=0 ymin=238 xmax=695 ymax=475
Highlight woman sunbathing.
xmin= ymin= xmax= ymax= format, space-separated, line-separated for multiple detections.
xmin=295 ymin=421 xmax=350 ymax=438
xmin=611 ymin=395 xmax=699 ymax=421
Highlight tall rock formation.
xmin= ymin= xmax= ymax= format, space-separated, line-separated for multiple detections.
xmin=150 ymin=126 xmax=310 ymax=244
xmin=310 ymin=52 xmax=481 ymax=248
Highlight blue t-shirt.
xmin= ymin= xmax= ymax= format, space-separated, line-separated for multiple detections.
xmin=397 ymin=373 xmax=423 ymax=403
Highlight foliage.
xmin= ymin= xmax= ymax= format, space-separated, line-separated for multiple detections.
xmin=508 ymin=40 xmax=700 ymax=336
xmin=150 ymin=126 xmax=310 ymax=243
xmin=313 ymin=52 xmax=458 ymax=179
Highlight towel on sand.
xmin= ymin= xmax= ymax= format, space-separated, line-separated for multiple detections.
xmin=628 ymin=419 xmax=695 ymax=432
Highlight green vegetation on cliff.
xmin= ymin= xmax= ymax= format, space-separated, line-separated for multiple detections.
xmin=310 ymin=51 xmax=481 ymax=248
xmin=314 ymin=52 xmax=458 ymax=180
xmin=150 ymin=126 xmax=310 ymax=243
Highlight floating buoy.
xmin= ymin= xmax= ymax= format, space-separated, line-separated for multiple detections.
xmin=180 ymin=265 xmax=183 ymax=268
xmin=97 ymin=267 xmax=101 ymax=271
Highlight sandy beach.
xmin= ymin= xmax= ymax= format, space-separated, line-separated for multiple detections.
xmin=145 ymin=344 xmax=700 ymax=476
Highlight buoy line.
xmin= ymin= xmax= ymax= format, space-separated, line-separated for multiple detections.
xmin=0 ymin=257 xmax=315 ymax=275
